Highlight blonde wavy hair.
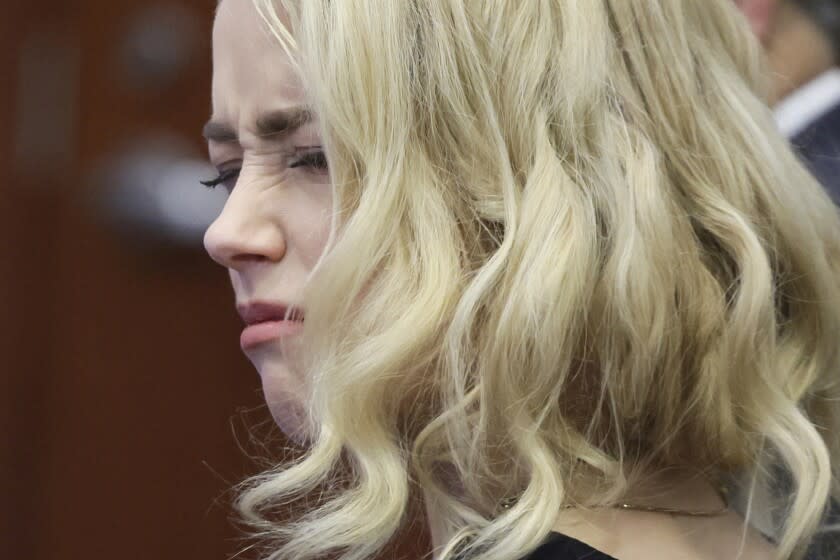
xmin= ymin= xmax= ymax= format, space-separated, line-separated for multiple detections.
xmin=235 ymin=1 xmax=840 ymax=559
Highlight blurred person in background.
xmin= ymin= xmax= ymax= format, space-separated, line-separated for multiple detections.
xmin=738 ymin=0 xmax=840 ymax=202
xmin=203 ymin=1 xmax=840 ymax=559
xmin=739 ymin=5 xmax=840 ymax=555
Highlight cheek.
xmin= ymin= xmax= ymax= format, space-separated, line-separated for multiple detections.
xmin=291 ymin=193 xmax=334 ymax=269
xmin=301 ymin=221 xmax=332 ymax=268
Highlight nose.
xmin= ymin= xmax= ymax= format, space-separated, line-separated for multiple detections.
xmin=204 ymin=190 xmax=286 ymax=270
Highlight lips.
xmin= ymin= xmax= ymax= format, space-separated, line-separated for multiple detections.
xmin=237 ymin=302 xmax=304 ymax=351
xmin=238 ymin=302 xmax=304 ymax=325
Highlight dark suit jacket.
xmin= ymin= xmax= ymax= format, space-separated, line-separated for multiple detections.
xmin=792 ymin=101 xmax=840 ymax=205
xmin=791 ymin=103 xmax=840 ymax=560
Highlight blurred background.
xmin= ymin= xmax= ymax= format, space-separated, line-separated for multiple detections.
xmin=1 ymin=1 xmax=277 ymax=558
xmin=1 ymin=1 xmax=429 ymax=558
xmin=3 ymin=0 xmax=840 ymax=559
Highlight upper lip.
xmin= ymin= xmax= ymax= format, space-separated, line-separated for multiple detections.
xmin=236 ymin=302 xmax=305 ymax=325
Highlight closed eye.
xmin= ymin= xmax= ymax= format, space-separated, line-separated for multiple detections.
xmin=200 ymin=167 xmax=240 ymax=190
xmin=201 ymin=149 xmax=326 ymax=191
xmin=288 ymin=150 xmax=328 ymax=172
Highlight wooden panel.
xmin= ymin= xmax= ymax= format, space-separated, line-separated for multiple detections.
xmin=4 ymin=1 xmax=430 ymax=558
xmin=4 ymin=1 xmax=264 ymax=558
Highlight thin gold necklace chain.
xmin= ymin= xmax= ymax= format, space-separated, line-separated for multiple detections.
xmin=501 ymin=485 xmax=730 ymax=517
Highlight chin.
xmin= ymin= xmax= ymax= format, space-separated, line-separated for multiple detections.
xmin=256 ymin=359 xmax=312 ymax=445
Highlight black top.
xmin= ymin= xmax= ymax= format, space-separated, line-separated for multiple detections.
xmin=523 ymin=532 xmax=616 ymax=560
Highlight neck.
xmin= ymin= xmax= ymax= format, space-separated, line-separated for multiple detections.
xmin=612 ymin=468 xmax=728 ymax=512
xmin=422 ymin=469 xmax=727 ymax=558
xmin=765 ymin=3 xmax=836 ymax=104
xmin=423 ymin=487 xmax=452 ymax=560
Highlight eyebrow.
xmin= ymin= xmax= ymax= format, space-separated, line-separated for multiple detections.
xmin=202 ymin=106 xmax=314 ymax=143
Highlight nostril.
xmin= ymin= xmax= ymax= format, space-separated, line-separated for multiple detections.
xmin=231 ymin=253 xmax=270 ymax=264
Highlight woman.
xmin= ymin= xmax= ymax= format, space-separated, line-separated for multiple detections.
xmin=202 ymin=1 xmax=840 ymax=559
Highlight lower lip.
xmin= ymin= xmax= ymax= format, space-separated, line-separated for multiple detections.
xmin=240 ymin=320 xmax=304 ymax=351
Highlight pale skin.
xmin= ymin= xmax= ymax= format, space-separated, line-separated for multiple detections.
xmin=205 ymin=1 xmax=776 ymax=558
xmin=204 ymin=0 xmax=331 ymax=440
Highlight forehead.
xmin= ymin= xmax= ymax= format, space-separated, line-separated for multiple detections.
xmin=212 ymin=0 xmax=305 ymax=126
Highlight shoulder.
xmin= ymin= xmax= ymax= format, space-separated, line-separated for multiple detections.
xmin=791 ymin=102 xmax=840 ymax=205
xmin=792 ymin=101 xmax=840 ymax=155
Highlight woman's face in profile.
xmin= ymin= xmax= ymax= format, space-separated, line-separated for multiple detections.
xmin=203 ymin=0 xmax=331 ymax=438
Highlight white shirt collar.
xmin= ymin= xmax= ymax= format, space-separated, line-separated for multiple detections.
xmin=774 ymin=68 xmax=840 ymax=138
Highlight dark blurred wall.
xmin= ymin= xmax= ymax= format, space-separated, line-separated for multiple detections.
xmin=2 ymin=2 xmax=429 ymax=559
xmin=2 ymin=1 xmax=266 ymax=558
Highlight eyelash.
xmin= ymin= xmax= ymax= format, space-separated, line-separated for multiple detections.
xmin=200 ymin=150 xmax=328 ymax=189
xmin=290 ymin=150 xmax=328 ymax=172
xmin=200 ymin=167 xmax=239 ymax=189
